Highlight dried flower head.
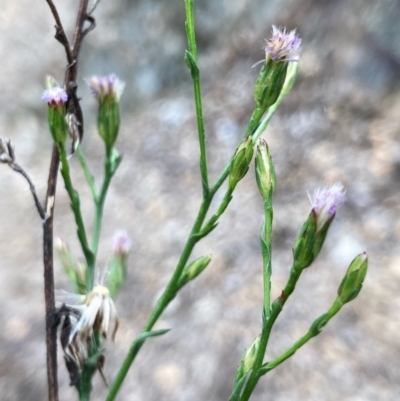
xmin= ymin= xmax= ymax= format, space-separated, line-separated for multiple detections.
xmin=0 ymin=137 xmax=15 ymax=163
xmin=57 ymin=285 xmax=119 ymax=342
xmin=112 ymin=230 xmax=132 ymax=255
xmin=87 ymin=74 xmax=125 ymax=102
xmin=42 ymin=86 xmax=68 ymax=106
xmin=311 ymin=183 xmax=346 ymax=232
xmin=265 ymin=25 xmax=301 ymax=62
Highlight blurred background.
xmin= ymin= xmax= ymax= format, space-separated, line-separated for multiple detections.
xmin=1 ymin=0 xmax=400 ymax=400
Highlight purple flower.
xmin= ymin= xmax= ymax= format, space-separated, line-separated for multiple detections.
xmin=87 ymin=74 xmax=125 ymax=102
xmin=265 ymin=25 xmax=301 ymax=62
xmin=311 ymin=183 xmax=346 ymax=232
xmin=42 ymin=86 xmax=68 ymax=106
xmin=112 ymin=230 xmax=132 ymax=255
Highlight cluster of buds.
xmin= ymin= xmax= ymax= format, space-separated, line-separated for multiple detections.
xmin=254 ymin=26 xmax=301 ymax=113
xmin=293 ymin=183 xmax=346 ymax=269
xmin=87 ymin=74 xmax=125 ymax=151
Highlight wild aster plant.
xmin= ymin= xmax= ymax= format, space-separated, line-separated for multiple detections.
xmin=0 ymin=1 xmax=368 ymax=401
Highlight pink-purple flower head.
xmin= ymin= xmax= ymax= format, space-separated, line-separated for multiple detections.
xmin=112 ymin=230 xmax=132 ymax=255
xmin=265 ymin=25 xmax=301 ymax=62
xmin=42 ymin=86 xmax=68 ymax=107
xmin=311 ymin=183 xmax=346 ymax=232
xmin=87 ymin=74 xmax=125 ymax=102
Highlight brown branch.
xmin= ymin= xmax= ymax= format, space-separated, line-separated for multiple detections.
xmin=8 ymin=162 xmax=46 ymax=220
xmin=42 ymin=1 xmax=94 ymax=401
xmin=45 ymin=0 xmax=73 ymax=64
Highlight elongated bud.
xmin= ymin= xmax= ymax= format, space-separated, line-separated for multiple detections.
xmin=310 ymin=183 xmax=346 ymax=258
xmin=56 ymin=238 xmax=87 ymax=294
xmin=229 ymin=136 xmax=254 ymax=189
xmin=42 ymin=77 xmax=68 ymax=146
xmin=255 ymin=139 xmax=275 ymax=201
xmin=254 ymin=26 xmax=301 ymax=113
xmin=87 ymin=74 xmax=125 ymax=150
xmin=337 ymin=253 xmax=368 ymax=304
xmin=178 ymin=256 xmax=211 ymax=288
xmin=108 ymin=231 xmax=132 ymax=299
xmin=292 ymin=213 xmax=316 ymax=270
xmin=241 ymin=337 xmax=260 ymax=374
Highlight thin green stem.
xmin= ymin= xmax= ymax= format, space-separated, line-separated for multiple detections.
xmin=239 ymin=263 xmax=304 ymax=401
xmin=106 ymin=194 xmax=213 ymax=401
xmin=262 ymin=199 xmax=273 ymax=318
xmin=184 ymin=0 xmax=209 ymax=194
xmin=76 ymin=146 xmax=97 ymax=200
xmin=259 ymin=299 xmax=343 ymax=375
xmin=88 ymin=150 xmax=114 ymax=291
xmin=59 ymin=145 xmax=94 ymax=268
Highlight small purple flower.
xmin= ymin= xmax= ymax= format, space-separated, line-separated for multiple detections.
xmin=311 ymin=183 xmax=346 ymax=232
xmin=265 ymin=25 xmax=301 ymax=62
xmin=112 ymin=230 xmax=132 ymax=255
xmin=42 ymin=86 xmax=68 ymax=106
xmin=87 ymin=74 xmax=125 ymax=102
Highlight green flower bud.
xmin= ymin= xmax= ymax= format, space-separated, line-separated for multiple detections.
xmin=241 ymin=337 xmax=260 ymax=374
xmin=255 ymin=139 xmax=275 ymax=201
xmin=42 ymin=77 xmax=68 ymax=146
xmin=229 ymin=136 xmax=254 ymax=189
xmin=87 ymin=74 xmax=125 ymax=150
xmin=108 ymin=231 xmax=132 ymax=299
xmin=338 ymin=253 xmax=368 ymax=304
xmin=292 ymin=212 xmax=316 ymax=270
xmin=178 ymin=255 xmax=211 ymax=288
xmin=56 ymin=238 xmax=87 ymax=294
xmin=254 ymin=61 xmax=288 ymax=113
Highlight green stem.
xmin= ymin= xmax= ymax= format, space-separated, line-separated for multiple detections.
xmin=106 ymin=194 xmax=213 ymax=401
xmin=76 ymin=146 xmax=97 ymax=200
xmin=262 ymin=198 xmax=273 ymax=319
xmin=59 ymin=145 xmax=94 ymax=268
xmin=184 ymin=0 xmax=209 ymax=194
xmin=87 ymin=150 xmax=114 ymax=291
xmin=259 ymin=298 xmax=343 ymax=375
xmin=239 ymin=263 xmax=305 ymax=401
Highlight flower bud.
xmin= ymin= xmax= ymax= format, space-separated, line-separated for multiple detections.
xmin=42 ymin=77 xmax=68 ymax=146
xmin=310 ymin=183 xmax=346 ymax=258
xmin=108 ymin=231 xmax=132 ymax=299
xmin=229 ymin=136 xmax=254 ymax=189
xmin=87 ymin=74 xmax=125 ymax=150
xmin=178 ymin=256 xmax=211 ymax=288
xmin=337 ymin=253 xmax=368 ymax=304
xmin=254 ymin=26 xmax=301 ymax=112
xmin=255 ymin=139 xmax=275 ymax=201
xmin=56 ymin=238 xmax=87 ymax=294
xmin=292 ymin=213 xmax=316 ymax=270
xmin=241 ymin=337 xmax=260 ymax=374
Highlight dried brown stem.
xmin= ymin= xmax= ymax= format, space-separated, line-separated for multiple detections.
xmin=44 ymin=0 xmax=73 ymax=64
xmin=43 ymin=1 xmax=94 ymax=401
xmin=8 ymin=162 xmax=46 ymax=220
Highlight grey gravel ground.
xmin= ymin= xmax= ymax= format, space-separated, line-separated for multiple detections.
xmin=1 ymin=1 xmax=400 ymax=400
